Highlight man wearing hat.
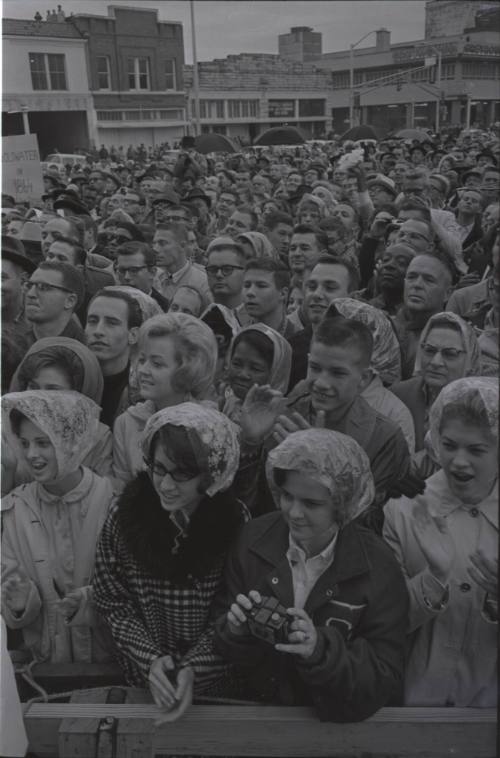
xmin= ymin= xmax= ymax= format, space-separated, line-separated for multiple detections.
xmin=367 ymin=174 xmax=397 ymax=210
xmin=1 ymin=236 xmax=35 ymax=327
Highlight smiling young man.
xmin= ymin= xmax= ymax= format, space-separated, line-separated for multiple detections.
xmin=288 ymin=256 xmax=360 ymax=390
xmin=243 ymin=259 xmax=298 ymax=338
xmin=288 ymin=225 xmax=328 ymax=281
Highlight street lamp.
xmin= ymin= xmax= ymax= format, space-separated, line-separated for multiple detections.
xmin=424 ymin=46 xmax=442 ymax=132
xmin=349 ymin=29 xmax=383 ymax=127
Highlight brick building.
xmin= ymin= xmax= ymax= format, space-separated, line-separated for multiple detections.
xmin=278 ymin=27 xmax=322 ymax=62
xmin=184 ymin=54 xmax=332 ymax=142
xmin=71 ymin=4 xmax=188 ymax=148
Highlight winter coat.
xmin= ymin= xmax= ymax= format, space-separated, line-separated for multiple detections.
xmin=92 ymin=472 xmax=247 ymax=693
xmin=214 ymin=512 xmax=409 ymax=721
xmin=1 ymin=468 xmax=114 ymax=663
xmin=383 ymin=469 xmax=497 ymax=707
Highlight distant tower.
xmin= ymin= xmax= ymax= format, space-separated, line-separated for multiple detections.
xmin=424 ymin=0 xmax=493 ymax=38
xmin=278 ymin=27 xmax=322 ymax=62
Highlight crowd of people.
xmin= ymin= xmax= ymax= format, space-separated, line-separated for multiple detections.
xmin=1 ymin=126 xmax=498 ymax=723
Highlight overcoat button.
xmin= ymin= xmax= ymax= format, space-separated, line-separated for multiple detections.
xmin=470 ymin=508 xmax=479 ymax=517
xmin=271 ymin=577 xmax=279 ymax=585
xmin=459 ymin=582 xmax=471 ymax=592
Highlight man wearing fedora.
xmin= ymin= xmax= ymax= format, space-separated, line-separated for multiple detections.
xmin=1 ymin=236 xmax=36 ymax=329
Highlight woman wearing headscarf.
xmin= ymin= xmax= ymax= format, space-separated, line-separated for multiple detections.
xmin=93 ymin=403 xmax=246 ymax=720
xmin=112 ymin=313 xmax=217 ymax=490
xmin=391 ymin=312 xmax=482 ymax=452
xmin=325 ymin=299 xmax=414 ymax=453
xmin=222 ymin=324 xmax=291 ymax=426
xmin=214 ymin=429 xmax=408 ymax=721
xmin=235 ymin=232 xmax=277 ymax=262
xmin=384 ymin=378 xmax=498 ymax=707
xmin=4 ymin=338 xmax=113 ymax=494
xmin=1 ymin=391 xmax=114 ymax=663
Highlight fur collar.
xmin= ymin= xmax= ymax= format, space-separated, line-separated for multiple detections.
xmin=117 ymin=472 xmax=244 ymax=582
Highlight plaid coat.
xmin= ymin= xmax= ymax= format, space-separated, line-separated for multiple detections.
xmin=92 ymin=472 xmax=246 ymax=693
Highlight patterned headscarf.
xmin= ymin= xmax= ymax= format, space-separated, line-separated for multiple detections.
xmin=236 ymin=232 xmax=277 ymax=260
xmin=104 ymin=286 xmax=163 ymax=322
xmin=266 ymin=429 xmax=375 ymax=526
xmin=414 ymin=311 xmax=482 ymax=377
xmin=2 ymin=390 xmax=101 ymax=477
xmin=141 ymin=402 xmax=240 ymax=497
xmin=9 ymin=337 xmax=104 ymax=404
xmin=325 ymin=298 xmax=402 ymax=385
xmin=230 ymin=323 xmax=292 ymax=394
xmin=428 ymin=377 xmax=498 ymax=464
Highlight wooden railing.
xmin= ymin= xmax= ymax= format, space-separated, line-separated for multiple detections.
xmin=22 ymin=682 xmax=496 ymax=758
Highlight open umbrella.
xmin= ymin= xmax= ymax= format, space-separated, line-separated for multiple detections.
xmin=340 ymin=125 xmax=381 ymax=142
xmin=393 ymin=129 xmax=434 ymax=142
xmin=194 ymin=133 xmax=237 ymax=154
xmin=253 ymin=126 xmax=306 ymax=146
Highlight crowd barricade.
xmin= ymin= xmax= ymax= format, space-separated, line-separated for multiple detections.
xmin=20 ymin=666 xmax=496 ymax=758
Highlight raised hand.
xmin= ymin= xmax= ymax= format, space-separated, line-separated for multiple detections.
xmin=468 ymin=549 xmax=498 ymax=596
xmin=411 ymin=501 xmax=455 ymax=584
xmin=3 ymin=574 xmax=32 ymax=613
xmin=272 ymin=410 xmax=325 ymax=444
xmin=239 ymin=385 xmax=287 ymax=445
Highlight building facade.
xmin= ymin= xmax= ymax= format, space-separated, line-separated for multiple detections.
xmin=184 ymin=54 xmax=332 ymax=142
xmin=71 ymin=5 xmax=188 ymax=149
xmin=2 ymin=11 xmax=96 ymax=157
xmin=185 ymin=1 xmax=500 ymax=142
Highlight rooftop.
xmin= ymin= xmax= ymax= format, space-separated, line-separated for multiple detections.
xmin=2 ymin=18 xmax=84 ymax=39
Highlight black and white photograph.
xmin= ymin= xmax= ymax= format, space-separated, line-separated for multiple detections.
xmin=0 ymin=1 xmax=498 ymax=756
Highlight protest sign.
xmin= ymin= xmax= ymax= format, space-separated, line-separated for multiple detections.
xmin=2 ymin=134 xmax=44 ymax=203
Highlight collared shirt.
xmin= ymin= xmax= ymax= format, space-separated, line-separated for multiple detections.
xmin=286 ymin=532 xmax=337 ymax=609
xmin=154 ymin=260 xmax=212 ymax=308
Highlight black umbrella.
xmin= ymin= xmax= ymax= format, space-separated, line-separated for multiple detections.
xmin=340 ymin=125 xmax=381 ymax=142
xmin=393 ymin=128 xmax=434 ymax=142
xmin=253 ymin=126 xmax=306 ymax=146
xmin=194 ymin=133 xmax=238 ymax=154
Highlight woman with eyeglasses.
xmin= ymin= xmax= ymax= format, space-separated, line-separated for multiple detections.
xmin=391 ymin=312 xmax=482 ymax=454
xmin=93 ymin=403 xmax=246 ymax=721
xmin=112 ymin=312 xmax=217 ymax=490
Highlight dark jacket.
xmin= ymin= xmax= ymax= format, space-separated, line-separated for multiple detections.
xmin=214 ymin=512 xmax=409 ymax=722
xmin=391 ymin=375 xmax=428 ymax=452
xmin=150 ymin=287 xmax=170 ymax=312
xmin=93 ymin=472 xmax=246 ymax=691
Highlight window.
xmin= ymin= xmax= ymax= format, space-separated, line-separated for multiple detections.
xmin=97 ymin=56 xmax=111 ymax=90
xmin=165 ymin=59 xmax=177 ymax=90
xmin=227 ymin=100 xmax=259 ymax=119
xmin=198 ymin=99 xmax=226 ymax=119
xmin=331 ymin=71 xmax=350 ymax=90
xmin=127 ymin=57 xmax=150 ymax=90
xmin=29 ymin=52 xmax=66 ymax=90
xmin=96 ymin=111 xmax=123 ymax=121
xmin=462 ymin=61 xmax=500 ymax=79
xmin=298 ymin=99 xmax=325 ymax=117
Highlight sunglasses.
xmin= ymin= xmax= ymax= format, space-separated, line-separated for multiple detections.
xmin=206 ymin=265 xmax=244 ymax=277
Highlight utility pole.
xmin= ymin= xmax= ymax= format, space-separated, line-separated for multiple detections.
xmin=190 ymin=0 xmax=201 ymax=136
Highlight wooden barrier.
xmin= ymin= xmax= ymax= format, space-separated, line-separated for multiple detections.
xmin=23 ymin=686 xmax=497 ymax=758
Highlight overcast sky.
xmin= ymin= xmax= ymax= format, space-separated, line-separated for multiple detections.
xmin=3 ymin=0 xmax=426 ymax=63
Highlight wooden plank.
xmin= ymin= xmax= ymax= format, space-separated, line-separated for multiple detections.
xmin=24 ymin=702 xmax=497 ymax=758
xmin=116 ymin=689 xmax=154 ymax=758
xmin=59 ymin=687 xmax=109 ymax=758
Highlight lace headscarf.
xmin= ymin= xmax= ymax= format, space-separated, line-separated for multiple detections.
xmin=325 ymin=298 xmax=402 ymax=385
xmin=141 ymin=401 xmax=240 ymax=497
xmin=266 ymin=429 xmax=375 ymax=526
xmin=428 ymin=377 xmax=498 ymax=465
xmin=103 ymin=286 xmax=163 ymax=322
xmin=414 ymin=311 xmax=482 ymax=377
xmin=236 ymin=232 xmax=277 ymax=260
xmin=2 ymin=390 xmax=101 ymax=477
xmin=9 ymin=337 xmax=104 ymax=404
